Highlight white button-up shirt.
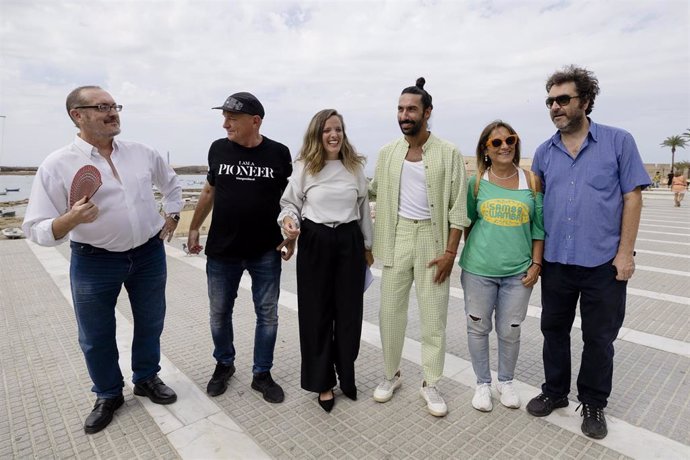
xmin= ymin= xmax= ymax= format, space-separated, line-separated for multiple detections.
xmin=23 ymin=136 xmax=182 ymax=252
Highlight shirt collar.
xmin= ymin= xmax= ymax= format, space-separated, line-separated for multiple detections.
xmin=587 ymin=118 xmax=599 ymax=142
xmin=403 ymin=131 xmax=436 ymax=150
xmin=73 ymin=135 xmax=118 ymax=159
xmin=549 ymin=117 xmax=597 ymax=147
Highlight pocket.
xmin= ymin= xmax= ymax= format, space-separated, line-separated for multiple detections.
xmin=587 ymin=174 xmax=614 ymax=191
xmin=609 ymin=264 xmax=620 ymax=280
xmin=586 ymin=162 xmax=617 ymax=191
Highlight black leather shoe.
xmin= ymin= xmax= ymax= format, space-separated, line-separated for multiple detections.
xmin=133 ymin=375 xmax=177 ymax=404
xmin=84 ymin=395 xmax=125 ymax=434
xmin=318 ymin=390 xmax=335 ymax=413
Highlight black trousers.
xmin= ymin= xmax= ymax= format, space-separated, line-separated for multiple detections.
xmin=540 ymin=259 xmax=626 ymax=408
xmin=296 ymin=219 xmax=365 ymax=393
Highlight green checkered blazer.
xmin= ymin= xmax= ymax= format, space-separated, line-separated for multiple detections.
xmin=369 ymin=133 xmax=470 ymax=266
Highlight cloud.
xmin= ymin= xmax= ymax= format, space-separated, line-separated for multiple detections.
xmin=0 ymin=0 xmax=688 ymax=175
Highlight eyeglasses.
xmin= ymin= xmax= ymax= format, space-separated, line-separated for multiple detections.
xmin=73 ymin=104 xmax=123 ymax=112
xmin=486 ymin=134 xmax=519 ymax=148
xmin=545 ymin=95 xmax=580 ymax=108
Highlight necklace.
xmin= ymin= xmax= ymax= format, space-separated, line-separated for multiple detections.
xmin=489 ymin=166 xmax=518 ymax=180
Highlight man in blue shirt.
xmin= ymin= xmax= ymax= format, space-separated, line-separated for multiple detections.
xmin=526 ymin=66 xmax=650 ymax=439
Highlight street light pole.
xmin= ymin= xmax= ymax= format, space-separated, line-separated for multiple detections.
xmin=0 ymin=115 xmax=6 ymax=172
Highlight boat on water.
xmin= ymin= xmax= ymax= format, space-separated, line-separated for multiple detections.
xmin=2 ymin=227 xmax=24 ymax=239
xmin=5 ymin=187 xmax=20 ymax=192
xmin=1 ymin=210 xmax=16 ymax=217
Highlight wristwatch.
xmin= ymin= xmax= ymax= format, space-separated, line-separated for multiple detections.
xmin=167 ymin=213 xmax=180 ymax=222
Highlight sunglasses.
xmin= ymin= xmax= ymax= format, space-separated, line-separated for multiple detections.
xmin=486 ymin=134 xmax=519 ymax=148
xmin=545 ymin=95 xmax=580 ymax=108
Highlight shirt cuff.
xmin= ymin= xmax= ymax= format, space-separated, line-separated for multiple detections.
xmin=277 ymin=209 xmax=300 ymax=228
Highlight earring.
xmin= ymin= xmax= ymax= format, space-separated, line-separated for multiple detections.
xmin=484 ymin=154 xmax=489 ymax=163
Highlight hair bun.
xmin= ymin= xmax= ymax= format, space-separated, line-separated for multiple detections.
xmin=415 ymin=77 xmax=426 ymax=89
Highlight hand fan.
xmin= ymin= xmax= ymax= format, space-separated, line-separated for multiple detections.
xmin=69 ymin=165 xmax=102 ymax=207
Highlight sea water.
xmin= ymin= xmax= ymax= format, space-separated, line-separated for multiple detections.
xmin=0 ymin=174 xmax=207 ymax=203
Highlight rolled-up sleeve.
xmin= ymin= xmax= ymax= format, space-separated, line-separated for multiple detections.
xmin=152 ymin=152 xmax=183 ymax=215
xmin=22 ymin=167 xmax=69 ymax=246
xmin=448 ymin=147 xmax=471 ymax=229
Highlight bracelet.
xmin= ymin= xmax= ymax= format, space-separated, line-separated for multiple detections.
xmin=531 ymin=262 xmax=542 ymax=269
xmin=445 ymin=249 xmax=457 ymax=256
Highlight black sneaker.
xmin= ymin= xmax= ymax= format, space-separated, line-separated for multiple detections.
xmin=206 ymin=363 xmax=235 ymax=396
xmin=251 ymin=371 xmax=284 ymax=403
xmin=526 ymin=393 xmax=569 ymax=417
xmin=578 ymin=403 xmax=608 ymax=439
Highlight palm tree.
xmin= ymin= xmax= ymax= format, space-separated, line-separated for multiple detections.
xmin=660 ymin=135 xmax=687 ymax=173
xmin=683 ymin=128 xmax=690 ymax=140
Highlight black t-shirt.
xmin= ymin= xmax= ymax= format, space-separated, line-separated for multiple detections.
xmin=205 ymin=136 xmax=292 ymax=259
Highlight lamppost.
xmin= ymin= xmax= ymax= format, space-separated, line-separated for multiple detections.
xmin=0 ymin=115 xmax=6 ymax=172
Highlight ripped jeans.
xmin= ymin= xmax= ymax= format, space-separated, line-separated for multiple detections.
xmin=461 ymin=270 xmax=532 ymax=384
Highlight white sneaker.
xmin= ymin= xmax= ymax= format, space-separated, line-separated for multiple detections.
xmin=373 ymin=370 xmax=402 ymax=403
xmin=496 ymin=380 xmax=521 ymax=409
xmin=472 ymin=383 xmax=493 ymax=412
xmin=420 ymin=381 xmax=448 ymax=417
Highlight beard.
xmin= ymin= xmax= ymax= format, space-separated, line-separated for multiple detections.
xmin=551 ymin=108 xmax=586 ymax=134
xmin=399 ymin=118 xmax=423 ymax=136
xmin=102 ymin=123 xmax=121 ymax=138
xmin=84 ymin=114 xmax=121 ymax=138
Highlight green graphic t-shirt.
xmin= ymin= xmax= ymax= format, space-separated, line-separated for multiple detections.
xmin=459 ymin=175 xmax=544 ymax=277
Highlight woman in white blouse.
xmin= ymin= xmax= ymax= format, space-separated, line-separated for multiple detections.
xmin=279 ymin=109 xmax=374 ymax=412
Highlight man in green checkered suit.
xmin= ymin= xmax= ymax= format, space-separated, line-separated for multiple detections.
xmin=370 ymin=77 xmax=470 ymax=417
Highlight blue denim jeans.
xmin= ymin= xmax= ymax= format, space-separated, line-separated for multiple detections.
xmin=461 ymin=270 xmax=532 ymax=384
xmin=70 ymin=236 xmax=167 ymax=398
xmin=206 ymin=250 xmax=281 ymax=374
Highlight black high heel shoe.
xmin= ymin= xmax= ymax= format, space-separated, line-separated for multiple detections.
xmin=317 ymin=390 xmax=335 ymax=413
xmin=341 ymin=386 xmax=357 ymax=401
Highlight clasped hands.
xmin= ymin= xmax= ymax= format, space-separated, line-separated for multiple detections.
xmin=278 ymin=217 xmax=300 ymax=261
xmin=280 ymin=217 xmax=374 ymax=266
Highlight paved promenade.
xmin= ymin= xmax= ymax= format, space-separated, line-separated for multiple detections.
xmin=1 ymin=190 xmax=688 ymax=459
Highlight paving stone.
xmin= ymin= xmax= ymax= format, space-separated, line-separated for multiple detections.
xmin=1 ymin=196 xmax=687 ymax=458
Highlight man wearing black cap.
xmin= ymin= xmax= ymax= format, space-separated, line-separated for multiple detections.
xmin=186 ymin=92 xmax=293 ymax=403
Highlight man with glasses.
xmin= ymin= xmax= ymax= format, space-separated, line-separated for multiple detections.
xmin=23 ymin=86 xmax=182 ymax=434
xmin=186 ymin=92 xmax=293 ymax=404
xmin=526 ymin=66 xmax=650 ymax=439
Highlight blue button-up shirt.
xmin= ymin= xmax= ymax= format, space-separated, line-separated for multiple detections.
xmin=532 ymin=120 xmax=650 ymax=267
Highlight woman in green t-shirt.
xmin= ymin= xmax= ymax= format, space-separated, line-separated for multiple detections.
xmin=459 ymin=120 xmax=544 ymax=412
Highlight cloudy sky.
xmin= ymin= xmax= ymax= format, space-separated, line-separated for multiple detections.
xmin=1 ymin=0 xmax=688 ymax=175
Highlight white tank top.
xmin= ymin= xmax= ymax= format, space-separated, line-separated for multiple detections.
xmin=398 ymin=160 xmax=431 ymax=219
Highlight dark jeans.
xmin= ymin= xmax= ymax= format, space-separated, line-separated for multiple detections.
xmin=70 ymin=236 xmax=167 ymax=398
xmin=206 ymin=250 xmax=281 ymax=374
xmin=540 ymin=259 xmax=626 ymax=408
